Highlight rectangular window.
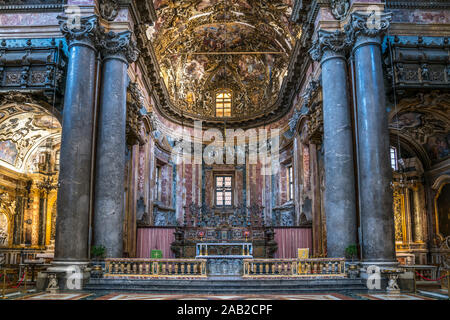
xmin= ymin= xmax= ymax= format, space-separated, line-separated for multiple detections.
xmin=215 ymin=175 xmax=233 ymax=207
xmin=288 ymin=165 xmax=293 ymax=201
xmin=216 ymin=91 xmax=232 ymax=117
xmin=390 ymin=146 xmax=398 ymax=171
xmin=155 ymin=166 xmax=161 ymax=201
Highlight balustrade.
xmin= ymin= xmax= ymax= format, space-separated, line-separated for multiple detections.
xmin=104 ymin=258 xmax=207 ymax=278
xmin=243 ymin=258 xmax=346 ymax=277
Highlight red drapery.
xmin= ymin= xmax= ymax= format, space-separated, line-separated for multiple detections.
xmin=274 ymin=228 xmax=312 ymax=258
xmin=136 ymin=227 xmax=176 ymax=258
xmin=137 ymin=227 xmax=311 ymax=259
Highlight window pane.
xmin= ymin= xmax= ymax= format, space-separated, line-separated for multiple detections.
xmin=216 ymin=91 xmax=232 ymax=117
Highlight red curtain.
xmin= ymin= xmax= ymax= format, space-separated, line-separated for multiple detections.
xmin=274 ymin=228 xmax=312 ymax=258
xmin=136 ymin=227 xmax=176 ymax=258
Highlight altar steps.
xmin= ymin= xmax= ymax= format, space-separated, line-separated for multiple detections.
xmin=85 ymin=278 xmax=367 ymax=294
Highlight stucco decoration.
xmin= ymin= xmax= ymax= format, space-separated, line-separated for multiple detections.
xmin=148 ymin=0 xmax=299 ymax=122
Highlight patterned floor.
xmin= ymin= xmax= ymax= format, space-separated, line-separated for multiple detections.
xmin=95 ymin=293 xmax=353 ymax=300
xmin=8 ymin=291 xmax=443 ymax=300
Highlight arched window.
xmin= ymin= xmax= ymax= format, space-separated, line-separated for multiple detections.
xmin=215 ymin=90 xmax=232 ymax=117
xmin=390 ymin=146 xmax=398 ymax=171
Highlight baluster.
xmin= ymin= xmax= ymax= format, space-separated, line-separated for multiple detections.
xmin=168 ymin=262 xmax=173 ymax=275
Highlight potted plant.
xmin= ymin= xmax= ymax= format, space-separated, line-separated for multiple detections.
xmin=90 ymin=245 xmax=106 ymax=278
xmin=345 ymin=244 xmax=360 ymax=278
xmin=345 ymin=245 xmax=358 ymax=262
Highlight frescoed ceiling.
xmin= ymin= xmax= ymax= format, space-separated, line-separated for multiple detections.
xmin=0 ymin=103 xmax=61 ymax=173
xmin=147 ymin=0 xmax=299 ymax=124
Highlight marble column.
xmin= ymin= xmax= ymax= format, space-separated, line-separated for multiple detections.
xmin=54 ymin=15 xmax=99 ymax=263
xmin=93 ymin=31 xmax=139 ymax=258
xmin=349 ymin=12 xmax=396 ymax=264
xmin=309 ymin=30 xmax=357 ymax=258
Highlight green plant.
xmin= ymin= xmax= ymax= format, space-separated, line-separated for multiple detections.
xmin=91 ymin=245 xmax=106 ymax=260
xmin=345 ymin=244 xmax=358 ymax=262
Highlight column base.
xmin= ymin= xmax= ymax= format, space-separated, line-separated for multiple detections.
xmin=358 ymin=261 xmax=413 ymax=293
xmin=36 ymin=261 xmax=91 ymax=292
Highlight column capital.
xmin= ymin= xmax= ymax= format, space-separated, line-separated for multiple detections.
xmin=58 ymin=15 xmax=100 ymax=50
xmin=345 ymin=11 xmax=392 ymax=44
xmin=98 ymin=30 xmax=140 ymax=64
xmin=309 ymin=29 xmax=352 ymax=63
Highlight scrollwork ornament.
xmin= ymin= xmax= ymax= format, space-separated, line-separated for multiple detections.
xmin=99 ymin=30 xmax=140 ymax=64
xmin=347 ymin=11 xmax=392 ymax=40
xmin=58 ymin=15 xmax=100 ymax=47
xmin=309 ymin=29 xmax=352 ymax=62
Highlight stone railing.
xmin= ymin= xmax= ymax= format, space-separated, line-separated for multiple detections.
xmin=243 ymin=258 xmax=346 ymax=278
xmin=103 ymin=258 xmax=207 ymax=278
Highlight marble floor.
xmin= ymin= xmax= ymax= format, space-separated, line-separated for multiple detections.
xmin=4 ymin=290 xmax=445 ymax=300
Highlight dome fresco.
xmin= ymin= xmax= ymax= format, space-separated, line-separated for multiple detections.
xmin=148 ymin=0 xmax=299 ymax=124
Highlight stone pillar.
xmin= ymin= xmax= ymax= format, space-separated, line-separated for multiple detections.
xmin=39 ymin=15 xmax=100 ymax=291
xmin=54 ymin=15 xmax=99 ymax=263
xmin=309 ymin=30 xmax=357 ymax=258
xmin=93 ymin=31 xmax=139 ymax=258
xmin=349 ymin=12 xmax=396 ymax=264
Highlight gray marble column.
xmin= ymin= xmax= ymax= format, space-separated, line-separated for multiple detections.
xmin=54 ymin=15 xmax=100 ymax=263
xmin=349 ymin=12 xmax=396 ymax=264
xmin=93 ymin=31 xmax=139 ymax=258
xmin=309 ymin=30 xmax=357 ymax=258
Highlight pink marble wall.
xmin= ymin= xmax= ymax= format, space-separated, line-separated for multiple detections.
xmin=0 ymin=12 xmax=60 ymax=27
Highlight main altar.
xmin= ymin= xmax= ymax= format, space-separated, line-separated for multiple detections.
xmin=170 ymin=203 xmax=277 ymax=276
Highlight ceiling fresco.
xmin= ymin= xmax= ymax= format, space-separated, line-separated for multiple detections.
xmin=147 ymin=0 xmax=299 ymax=123
xmin=0 ymin=103 xmax=61 ymax=172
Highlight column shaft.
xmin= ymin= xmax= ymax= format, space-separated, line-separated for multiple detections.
xmin=353 ymin=34 xmax=396 ymax=263
xmin=93 ymin=30 xmax=138 ymax=258
xmin=93 ymin=56 xmax=128 ymax=258
xmin=321 ymin=50 xmax=358 ymax=258
xmin=55 ymin=38 xmax=97 ymax=262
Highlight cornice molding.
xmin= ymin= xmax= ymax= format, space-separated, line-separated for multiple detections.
xmin=385 ymin=0 xmax=450 ymax=10
xmin=0 ymin=1 xmax=65 ymax=12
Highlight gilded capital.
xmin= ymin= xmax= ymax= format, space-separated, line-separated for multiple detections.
xmin=58 ymin=15 xmax=100 ymax=48
xmin=309 ymin=29 xmax=352 ymax=62
xmin=98 ymin=30 xmax=140 ymax=64
xmin=346 ymin=11 xmax=392 ymax=41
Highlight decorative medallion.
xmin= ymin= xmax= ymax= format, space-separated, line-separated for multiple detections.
xmin=99 ymin=0 xmax=120 ymax=22
xmin=330 ymin=0 xmax=350 ymax=21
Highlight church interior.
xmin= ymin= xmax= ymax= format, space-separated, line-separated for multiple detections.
xmin=0 ymin=0 xmax=449 ymax=301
